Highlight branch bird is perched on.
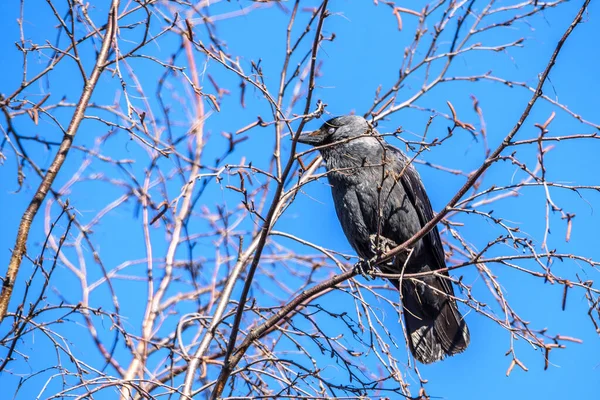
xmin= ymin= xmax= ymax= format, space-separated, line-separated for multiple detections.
xmin=298 ymin=115 xmax=470 ymax=364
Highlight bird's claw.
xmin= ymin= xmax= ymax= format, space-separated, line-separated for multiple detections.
xmin=354 ymin=259 xmax=375 ymax=280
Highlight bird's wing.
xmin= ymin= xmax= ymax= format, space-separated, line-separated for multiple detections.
xmin=382 ymin=144 xmax=470 ymax=362
xmin=384 ymin=144 xmax=448 ymax=274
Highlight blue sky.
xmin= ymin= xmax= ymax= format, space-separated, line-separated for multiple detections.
xmin=1 ymin=0 xmax=599 ymax=398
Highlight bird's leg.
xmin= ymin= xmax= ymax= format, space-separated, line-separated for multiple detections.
xmin=355 ymin=235 xmax=402 ymax=279
xmin=354 ymin=259 xmax=375 ymax=280
xmin=369 ymin=234 xmax=397 ymax=258
xmin=355 ymin=235 xmax=400 ymax=280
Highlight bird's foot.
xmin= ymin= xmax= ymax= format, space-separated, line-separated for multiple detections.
xmin=369 ymin=234 xmax=397 ymax=256
xmin=354 ymin=259 xmax=375 ymax=280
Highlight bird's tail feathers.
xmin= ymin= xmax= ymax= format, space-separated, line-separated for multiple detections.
xmin=396 ymin=274 xmax=470 ymax=364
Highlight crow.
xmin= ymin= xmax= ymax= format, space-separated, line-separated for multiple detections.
xmin=298 ymin=115 xmax=469 ymax=363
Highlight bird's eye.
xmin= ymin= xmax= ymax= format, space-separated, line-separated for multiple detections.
xmin=327 ymin=127 xmax=335 ymax=134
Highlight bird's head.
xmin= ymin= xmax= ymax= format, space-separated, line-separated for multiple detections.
xmin=297 ymin=115 xmax=373 ymax=147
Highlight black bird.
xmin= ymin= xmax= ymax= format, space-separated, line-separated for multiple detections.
xmin=298 ymin=115 xmax=469 ymax=364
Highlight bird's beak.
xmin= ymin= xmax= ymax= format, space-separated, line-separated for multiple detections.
xmin=297 ymin=129 xmax=325 ymax=146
